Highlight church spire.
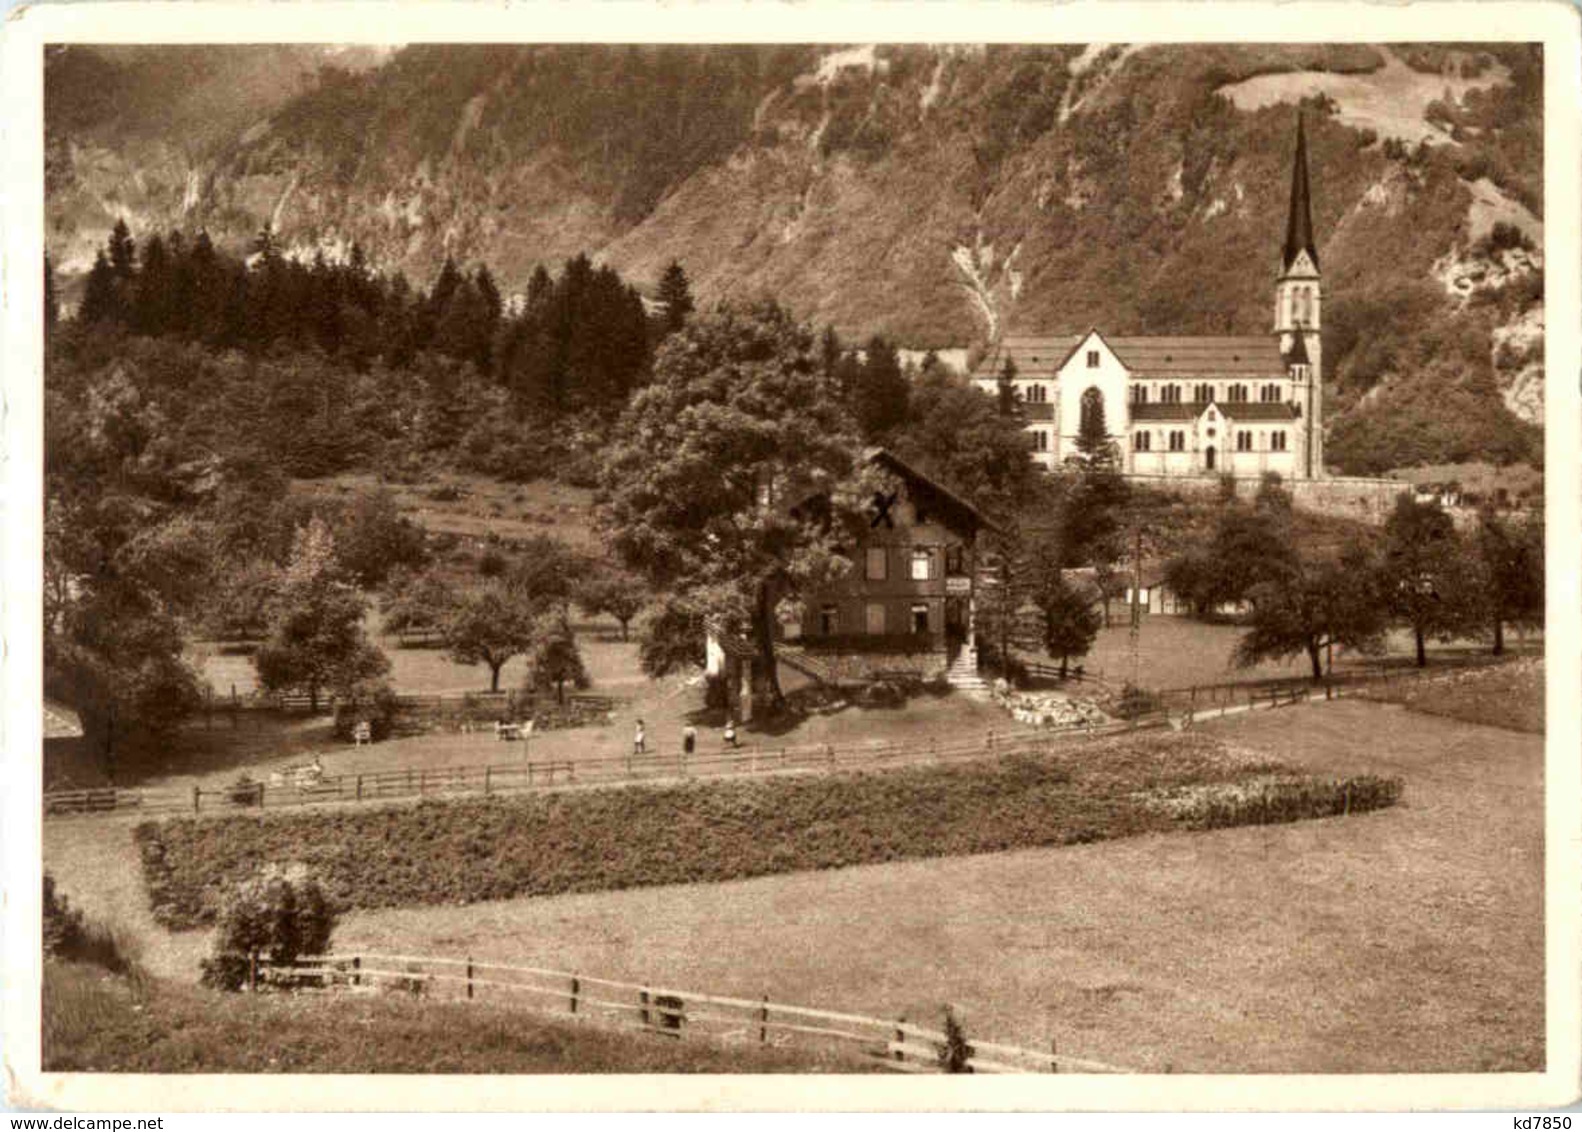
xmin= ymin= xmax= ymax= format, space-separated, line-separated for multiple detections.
xmin=1282 ymin=111 xmax=1318 ymax=273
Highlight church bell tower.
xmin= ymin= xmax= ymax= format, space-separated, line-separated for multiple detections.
xmin=1275 ymin=112 xmax=1324 ymax=479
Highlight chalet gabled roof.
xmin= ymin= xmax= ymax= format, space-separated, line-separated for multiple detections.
xmin=863 ymin=447 xmax=998 ymax=535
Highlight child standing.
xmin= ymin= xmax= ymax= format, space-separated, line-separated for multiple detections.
xmin=634 ymin=718 xmax=647 ymax=756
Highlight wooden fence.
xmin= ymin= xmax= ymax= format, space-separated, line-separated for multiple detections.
xmin=40 ymin=723 xmax=1138 ymax=819
xmin=258 ymin=951 xmax=1132 ymax=1075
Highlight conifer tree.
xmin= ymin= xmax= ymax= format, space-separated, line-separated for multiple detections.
xmin=656 ymin=259 xmax=694 ymax=334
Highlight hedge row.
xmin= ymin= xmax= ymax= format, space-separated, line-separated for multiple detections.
xmin=135 ymin=734 xmax=1403 ymax=931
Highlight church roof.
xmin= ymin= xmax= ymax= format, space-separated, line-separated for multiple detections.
xmin=978 ymin=335 xmax=1287 ymax=380
xmin=1131 ymin=400 xmax=1298 ymax=422
xmin=1283 ymin=111 xmax=1320 ymax=273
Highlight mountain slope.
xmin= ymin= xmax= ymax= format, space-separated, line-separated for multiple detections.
xmin=44 ymin=42 xmax=1544 ymax=474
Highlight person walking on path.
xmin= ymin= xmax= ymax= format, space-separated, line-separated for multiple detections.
xmin=723 ymin=719 xmax=738 ymax=748
xmin=634 ymin=719 xmax=647 ymax=756
xmin=682 ymin=725 xmax=696 ymax=756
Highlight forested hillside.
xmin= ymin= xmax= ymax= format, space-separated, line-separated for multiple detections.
xmin=46 ymin=42 xmax=1543 ymax=474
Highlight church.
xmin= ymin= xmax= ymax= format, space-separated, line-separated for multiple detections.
xmin=972 ymin=116 xmax=1325 ymax=481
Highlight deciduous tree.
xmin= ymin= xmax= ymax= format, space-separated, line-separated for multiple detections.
xmin=598 ymin=299 xmax=863 ymax=708
xmin=254 ymin=517 xmax=390 ymax=709
xmin=1236 ymin=537 xmax=1388 ymax=681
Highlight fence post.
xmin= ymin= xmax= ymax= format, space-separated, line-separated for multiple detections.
xmin=759 ymin=995 xmax=769 ymax=1044
xmin=1051 ymin=1037 xmax=1058 ymax=1074
xmin=352 ymin=955 xmax=360 ymax=987
xmin=639 ymin=988 xmax=651 ymax=1027
xmin=192 ymin=784 xmax=200 ymax=813
xmin=484 ymin=767 xmax=492 ymax=797
xmin=467 ymin=957 xmax=474 ymax=1001
xmin=893 ymin=1016 xmax=906 ymax=1064
xmin=570 ymin=975 xmax=580 ymax=1016
xmin=356 ymin=774 xmax=363 ymax=802
xmin=258 ymin=782 xmax=266 ymax=808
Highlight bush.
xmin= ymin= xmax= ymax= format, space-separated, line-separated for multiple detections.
xmin=333 ymin=680 xmax=401 ymax=742
xmin=1115 ymin=683 xmax=1163 ymax=720
xmin=936 ymin=1006 xmax=975 ymax=1074
xmin=43 ymin=873 xmax=133 ymax=974
xmin=227 ymin=773 xmax=263 ymax=807
xmin=199 ymin=869 xmax=338 ymax=992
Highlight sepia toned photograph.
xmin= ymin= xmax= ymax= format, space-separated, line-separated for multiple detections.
xmin=7 ymin=2 xmax=1579 ymax=1112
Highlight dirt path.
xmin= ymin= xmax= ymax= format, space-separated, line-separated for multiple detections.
xmin=43 ymin=820 xmax=210 ymax=980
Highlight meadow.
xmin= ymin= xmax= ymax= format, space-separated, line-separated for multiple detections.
xmin=42 ymin=960 xmax=870 ymax=1074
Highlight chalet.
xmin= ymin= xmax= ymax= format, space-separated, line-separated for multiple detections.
xmin=706 ymin=448 xmax=995 ymax=717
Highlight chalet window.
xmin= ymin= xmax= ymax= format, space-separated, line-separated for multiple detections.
xmin=1032 ymin=429 xmax=1048 ymax=451
xmin=819 ymin=605 xmax=839 ymax=635
xmin=865 ymin=602 xmax=886 ymax=635
xmin=865 ymin=547 xmax=888 ymax=581
xmin=1086 ymin=350 xmax=1100 ymax=368
xmin=911 ymin=604 xmax=930 ymax=634
xmin=1272 ymin=430 xmax=1288 ymax=452
xmin=1169 ymin=430 xmax=1186 ymax=452
xmin=945 ymin=546 xmax=964 ymax=575
xmin=911 ymin=549 xmax=933 ymax=581
xmin=1134 ymin=432 xmax=1152 ymax=452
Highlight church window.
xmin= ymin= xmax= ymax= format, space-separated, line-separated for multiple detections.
xmin=1031 ymin=429 xmax=1049 ymax=451
xmin=1134 ymin=432 xmax=1152 ymax=452
xmin=1131 ymin=385 xmax=1149 ymax=405
xmin=1169 ymin=430 xmax=1186 ymax=452
xmin=1272 ymin=431 xmax=1288 ymax=452
xmin=1080 ymin=387 xmax=1104 ymax=434
xmin=1194 ymin=383 xmax=1213 ymax=403
xmin=911 ymin=549 xmax=934 ymax=581
xmin=865 ymin=547 xmax=888 ymax=581
xmin=1236 ymin=430 xmax=1253 ymax=452
xmin=1162 ymin=384 xmax=1182 ymax=404
xmin=1086 ymin=350 xmax=1100 ymax=368
xmin=1026 ymin=383 xmax=1047 ymax=403
xmin=1227 ymin=383 xmax=1249 ymax=403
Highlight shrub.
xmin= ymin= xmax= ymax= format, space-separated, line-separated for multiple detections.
xmin=1115 ymin=683 xmax=1163 ymax=720
xmin=227 ymin=773 xmax=263 ymax=807
xmin=936 ymin=1006 xmax=975 ymax=1074
xmin=333 ymin=679 xmax=401 ymax=742
xmin=43 ymin=873 xmax=133 ymax=974
xmin=199 ymin=869 xmax=338 ymax=992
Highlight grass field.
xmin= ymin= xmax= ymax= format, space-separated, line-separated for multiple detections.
xmin=1361 ymin=655 xmax=1544 ymax=733
xmin=292 ymin=472 xmax=602 ymax=553
xmin=305 ymin=700 xmax=1540 ymax=1074
xmin=41 ymin=961 xmax=871 ymax=1074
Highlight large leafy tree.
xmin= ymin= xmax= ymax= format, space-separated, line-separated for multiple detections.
xmin=523 ymin=614 xmax=591 ymax=704
xmin=1473 ymin=504 xmax=1544 ymax=655
xmin=1381 ymin=494 xmax=1482 ymax=667
xmin=577 ymin=568 xmax=647 ymax=641
xmin=254 ymin=517 xmax=390 ymax=710
xmin=597 ymin=299 xmax=863 ymax=707
xmin=1237 ymin=536 xmax=1388 ymax=681
xmin=440 ymin=579 xmax=542 ymax=693
xmin=890 ymin=366 xmax=1037 ymax=520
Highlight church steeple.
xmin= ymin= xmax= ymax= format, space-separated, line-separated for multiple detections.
xmin=1282 ymin=111 xmax=1319 ymax=273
